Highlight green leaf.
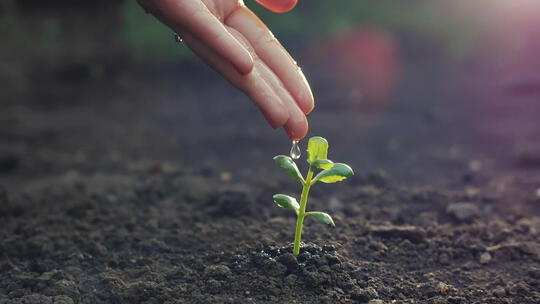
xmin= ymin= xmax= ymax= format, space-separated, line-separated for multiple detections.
xmin=273 ymin=194 xmax=299 ymax=214
xmin=310 ymin=159 xmax=334 ymax=170
xmin=306 ymin=211 xmax=335 ymax=226
xmin=312 ymin=163 xmax=354 ymax=183
xmin=307 ymin=136 xmax=328 ymax=162
xmin=273 ymin=155 xmax=304 ymax=182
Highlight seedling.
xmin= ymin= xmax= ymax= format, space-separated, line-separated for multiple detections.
xmin=273 ymin=136 xmax=353 ymax=256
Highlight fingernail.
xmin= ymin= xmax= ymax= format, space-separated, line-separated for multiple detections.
xmin=298 ymin=68 xmax=315 ymax=114
xmin=235 ymin=49 xmax=254 ymax=75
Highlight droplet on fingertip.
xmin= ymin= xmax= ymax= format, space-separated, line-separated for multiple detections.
xmin=174 ymin=33 xmax=183 ymax=43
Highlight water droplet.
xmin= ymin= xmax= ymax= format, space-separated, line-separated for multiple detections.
xmin=290 ymin=140 xmax=301 ymax=159
xmin=174 ymin=33 xmax=183 ymax=43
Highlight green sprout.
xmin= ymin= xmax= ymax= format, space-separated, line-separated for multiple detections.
xmin=273 ymin=136 xmax=354 ymax=256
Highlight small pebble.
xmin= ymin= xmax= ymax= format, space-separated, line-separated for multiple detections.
xmin=351 ymin=287 xmax=378 ymax=302
xmin=203 ymin=265 xmax=232 ymax=280
xmin=446 ymin=202 xmax=480 ymax=222
xmin=437 ymin=282 xmax=456 ymax=294
xmin=492 ymin=287 xmax=506 ymax=297
xmin=479 ymin=252 xmax=492 ymax=265
xmin=439 ymin=253 xmax=451 ymax=265
xmin=220 ymin=171 xmax=232 ymax=182
xmin=469 ymin=160 xmax=481 ymax=172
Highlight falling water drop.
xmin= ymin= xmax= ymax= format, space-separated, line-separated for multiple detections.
xmin=290 ymin=140 xmax=301 ymax=159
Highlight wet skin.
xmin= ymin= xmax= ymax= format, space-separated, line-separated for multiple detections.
xmin=137 ymin=0 xmax=311 ymax=140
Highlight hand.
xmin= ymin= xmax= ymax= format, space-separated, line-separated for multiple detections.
xmin=137 ymin=0 xmax=312 ymax=140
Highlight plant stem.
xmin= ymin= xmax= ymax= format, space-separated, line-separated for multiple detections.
xmin=293 ymin=168 xmax=313 ymax=256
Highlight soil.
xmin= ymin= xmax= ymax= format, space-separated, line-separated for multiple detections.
xmin=1 ymin=4 xmax=540 ymax=304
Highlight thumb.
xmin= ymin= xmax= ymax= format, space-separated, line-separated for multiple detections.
xmin=255 ymin=0 xmax=298 ymax=13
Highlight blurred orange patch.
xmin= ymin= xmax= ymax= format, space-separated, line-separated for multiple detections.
xmin=312 ymin=29 xmax=399 ymax=107
xmin=255 ymin=0 xmax=298 ymax=13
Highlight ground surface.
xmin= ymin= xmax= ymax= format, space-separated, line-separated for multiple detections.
xmin=1 ymin=3 xmax=540 ymax=304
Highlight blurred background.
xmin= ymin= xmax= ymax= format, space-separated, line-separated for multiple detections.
xmin=1 ymin=0 xmax=540 ymax=188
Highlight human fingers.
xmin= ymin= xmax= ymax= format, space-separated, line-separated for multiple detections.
xmin=249 ymin=47 xmax=309 ymax=140
xmin=148 ymin=4 xmax=305 ymax=137
xmin=226 ymin=6 xmax=314 ymax=114
xmin=152 ymin=0 xmax=254 ymax=74
xmin=179 ymin=28 xmax=290 ymax=128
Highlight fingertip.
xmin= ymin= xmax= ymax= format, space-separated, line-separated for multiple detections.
xmin=304 ymin=100 xmax=314 ymax=115
xmin=284 ymin=113 xmax=308 ymax=141
xmin=235 ymin=48 xmax=254 ymax=75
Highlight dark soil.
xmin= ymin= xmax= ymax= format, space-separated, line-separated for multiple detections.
xmin=1 ymin=159 xmax=539 ymax=303
xmin=1 ymin=4 xmax=540 ymax=304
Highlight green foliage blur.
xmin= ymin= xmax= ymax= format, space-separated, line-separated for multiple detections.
xmin=121 ymin=0 xmax=192 ymax=62
xmin=0 ymin=0 xmax=477 ymax=66
xmin=121 ymin=0 xmax=477 ymax=63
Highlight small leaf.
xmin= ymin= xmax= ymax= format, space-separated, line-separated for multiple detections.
xmin=307 ymin=136 xmax=328 ymax=162
xmin=273 ymin=155 xmax=304 ymax=182
xmin=306 ymin=211 xmax=335 ymax=226
xmin=313 ymin=163 xmax=354 ymax=183
xmin=310 ymin=159 xmax=334 ymax=170
xmin=273 ymin=194 xmax=299 ymax=213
